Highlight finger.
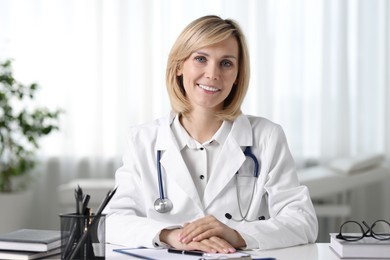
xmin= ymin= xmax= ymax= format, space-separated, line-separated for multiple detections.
xmin=179 ymin=215 xmax=224 ymax=243
xmin=199 ymin=237 xmax=236 ymax=254
xmin=210 ymin=236 xmax=236 ymax=253
xmin=183 ymin=223 xmax=222 ymax=244
xmin=183 ymin=215 xmax=215 ymax=230
xmin=194 ymin=243 xmax=218 ymax=253
xmin=191 ymin=220 xmax=225 ymax=240
xmin=190 ymin=222 xmax=227 ymax=242
xmin=179 ymin=221 xmax=211 ymax=243
xmin=184 ymin=240 xmax=218 ymax=254
xmin=179 ymin=224 xmax=208 ymax=243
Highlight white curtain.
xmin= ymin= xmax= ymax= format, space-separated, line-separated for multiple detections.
xmin=1 ymin=0 xmax=389 ymax=232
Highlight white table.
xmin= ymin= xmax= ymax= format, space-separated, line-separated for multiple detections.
xmin=46 ymin=243 xmax=385 ymax=259
xmin=105 ymin=243 xmax=371 ymax=260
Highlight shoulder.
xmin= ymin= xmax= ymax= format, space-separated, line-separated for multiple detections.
xmin=245 ymin=114 xmax=279 ymax=127
xmin=249 ymin=117 xmax=290 ymax=154
xmin=127 ymin=115 xmax=171 ymax=141
xmin=230 ymin=114 xmax=286 ymax=147
xmin=239 ymin=114 xmax=283 ymax=135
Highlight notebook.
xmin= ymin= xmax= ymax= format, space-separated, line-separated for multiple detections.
xmin=0 ymin=229 xmax=61 ymax=252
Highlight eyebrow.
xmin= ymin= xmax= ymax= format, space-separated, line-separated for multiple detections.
xmin=194 ymin=51 xmax=237 ymax=60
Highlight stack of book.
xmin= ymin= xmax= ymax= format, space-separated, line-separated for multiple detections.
xmin=330 ymin=233 xmax=390 ymax=259
xmin=0 ymin=229 xmax=61 ymax=260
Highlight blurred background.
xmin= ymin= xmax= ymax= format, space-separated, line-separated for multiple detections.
xmin=0 ymin=0 xmax=389 ymax=242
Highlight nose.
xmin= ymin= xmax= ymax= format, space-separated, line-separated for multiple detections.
xmin=205 ymin=63 xmax=220 ymax=80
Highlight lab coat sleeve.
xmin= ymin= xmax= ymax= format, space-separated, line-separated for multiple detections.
xmin=105 ymin=135 xmax=173 ymax=248
xmin=236 ymin=124 xmax=318 ymax=250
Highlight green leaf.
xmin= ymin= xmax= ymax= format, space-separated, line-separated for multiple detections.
xmin=0 ymin=58 xmax=63 ymax=192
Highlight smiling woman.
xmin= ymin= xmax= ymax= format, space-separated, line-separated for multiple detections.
xmin=0 ymin=0 xmax=388 ymax=239
xmin=105 ymin=15 xmax=318 ymax=252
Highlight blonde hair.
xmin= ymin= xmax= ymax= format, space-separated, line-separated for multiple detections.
xmin=166 ymin=15 xmax=250 ymax=121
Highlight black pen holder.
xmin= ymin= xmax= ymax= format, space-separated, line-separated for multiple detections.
xmin=59 ymin=213 xmax=106 ymax=260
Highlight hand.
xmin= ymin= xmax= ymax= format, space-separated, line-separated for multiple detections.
xmin=160 ymin=228 xmax=235 ymax=253
xmin=178 ymin=215 xmax=246 ymax=249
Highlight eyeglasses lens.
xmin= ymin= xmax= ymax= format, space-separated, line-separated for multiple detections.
xmin=371 ymin=220 xmax=390 ymax=240
xmin=340 ymin=221 xmax=363 ymax=241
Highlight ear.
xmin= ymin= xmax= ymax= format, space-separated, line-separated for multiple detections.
xmin=176 ymin=63 xmax=183 ymax=76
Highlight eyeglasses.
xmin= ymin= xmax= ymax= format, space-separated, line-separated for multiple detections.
xmin=336 ymin=220 xmax=390 ymax=241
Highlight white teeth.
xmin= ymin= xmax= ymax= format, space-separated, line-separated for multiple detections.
xmin=198 ymin=84 xmax=219 ymax=92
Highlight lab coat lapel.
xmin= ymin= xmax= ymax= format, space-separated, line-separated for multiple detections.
xmin=203 ymin=114 xmax=253 ymax=209
xmin=155 ymin=115 xmax=204 ymax=212
xmin=203 ymin=138 xmax=244 ymax=208
xmin=160 ymin=148 xmax=203 ymax=211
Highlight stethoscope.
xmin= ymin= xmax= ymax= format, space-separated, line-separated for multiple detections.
xmin=224 ymin=146 xmax=265 ymax=222
xmin=154 ymin=150 xmax=173 ymax=213
xmin=154 ymin=147 xmax=263 ymax=222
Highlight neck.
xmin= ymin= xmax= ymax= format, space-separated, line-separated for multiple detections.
xmin=180 ymin=111 xmax=223 ymax=144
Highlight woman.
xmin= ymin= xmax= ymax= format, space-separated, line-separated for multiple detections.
xmin=106 ymin=15 xmax=318 ymax=253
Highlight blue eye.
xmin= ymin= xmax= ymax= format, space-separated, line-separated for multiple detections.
xmin=221 ymin=60 xmax=233 ymax=68
xmin=194 ymin=56 xmax=207 ymax=63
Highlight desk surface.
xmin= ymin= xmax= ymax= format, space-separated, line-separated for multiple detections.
xmin=44 ymin=243 xmax=379 ymax=259
xmin=104 ymin=243 xmax=344 ymax=260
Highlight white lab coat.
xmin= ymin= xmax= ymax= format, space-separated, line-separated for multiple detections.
xmin=106 ymin=113 xmax=318 ymax=250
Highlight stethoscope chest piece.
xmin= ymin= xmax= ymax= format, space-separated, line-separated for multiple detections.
xmin=154 ymin=197 xmax=173 ymax=213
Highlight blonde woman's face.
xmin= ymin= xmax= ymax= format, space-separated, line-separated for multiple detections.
xmin=177 ymin=36 xmax=239 ymax=113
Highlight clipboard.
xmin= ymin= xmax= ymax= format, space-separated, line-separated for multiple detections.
xmin=113 ymin=248 xmax=254 ymax=259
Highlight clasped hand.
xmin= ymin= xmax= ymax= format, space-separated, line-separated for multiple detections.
xmin=160 ymin=215 xmax=246 ymax=253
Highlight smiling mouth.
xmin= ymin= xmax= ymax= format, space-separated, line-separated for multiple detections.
xmin=197 ymin=84 xmax=220 ymax=92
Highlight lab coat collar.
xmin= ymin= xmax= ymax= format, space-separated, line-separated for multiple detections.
xmin=228 ymin=113 xmax=253 ymax=146
xmin=156 ymin=112 xmax=252 ymax=149
xmin=172 ymin=113 xmax=232 ymax=150
xmin=155 ymin=112 xmax=177 ymax=151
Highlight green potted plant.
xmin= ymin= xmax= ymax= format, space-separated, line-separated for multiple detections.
xmin=0 ymin=59 xmax=62 ymax=193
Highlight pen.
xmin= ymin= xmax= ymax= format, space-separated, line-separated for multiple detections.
xmin=81 ymin=194 xmax=91 ymax=215
xmin=168 ymin=248 xmax=205 ymax=256
xmin=68 ymin=187 xmax=118 ymax=259
xmin=74 ymin=185 xmax=84 ymax=214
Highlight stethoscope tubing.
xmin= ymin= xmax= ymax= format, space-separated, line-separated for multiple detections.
xmin=235 ymin=172 xmax=257 ymax=220
xmin=157 ymin=150 xmax=165 ymax=200
xmin=229 ymin=146 xmax=260 ymax=222
xmin=243 ymin=146 xmax=259 ymax=177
